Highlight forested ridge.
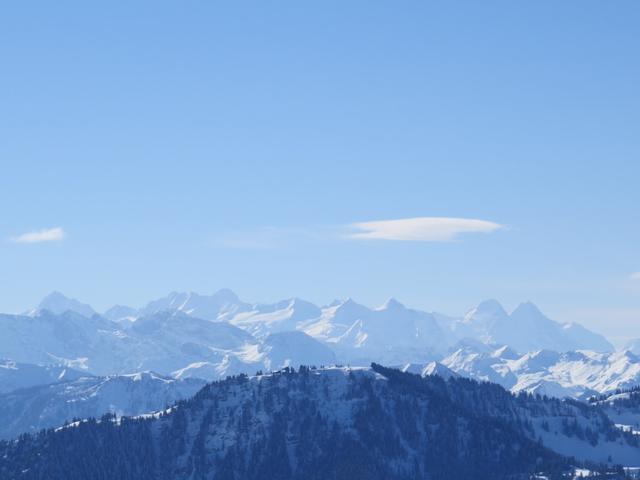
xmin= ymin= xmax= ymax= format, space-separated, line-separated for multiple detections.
xmin=0 ymin=365 xmax=632 ymax=480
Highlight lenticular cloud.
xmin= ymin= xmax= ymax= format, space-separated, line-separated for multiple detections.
xmin=349 ymin=217 xmax=503 ymax=241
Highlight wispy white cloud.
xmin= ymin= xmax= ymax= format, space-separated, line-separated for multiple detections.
xmin=11 ymin=227 xmax=65 ymax=244
xmin=211 ymin=217 xmax=503 ymax=249
xmin=630 ymin=272 xmax=640 ymax=281
xmin=349 ymin=217 xmax=503 ymax=241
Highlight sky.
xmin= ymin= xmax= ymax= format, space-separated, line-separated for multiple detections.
xmin=1 ymin=1 xmax=639 ymax=343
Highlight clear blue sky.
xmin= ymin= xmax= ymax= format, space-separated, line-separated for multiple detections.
xmin=1 ymin=1 xmax=639 ymax=341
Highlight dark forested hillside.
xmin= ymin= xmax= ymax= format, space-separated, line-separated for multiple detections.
xmin=0 ymin=365 xmax=632 ymax=480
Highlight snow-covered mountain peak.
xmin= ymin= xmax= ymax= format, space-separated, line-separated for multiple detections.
xmin=491 ymin=345 xmax=519 ymax=359
xmin=337 ymin=297 xmax=358 ymax=307
xmin=324 ymin=299 xmax=343 ymax=308
xmin=478 ymin=298 xmax=506 ymax=310
xmin=463 ymin=299 xmax=508 ymax=324
xmin=140 ymin=289 xmax=250 ymax=321
xmin=376 ymin=297 xmax=406 ymax=311
xmin=281 ymin=297 xmax=319 ymax=314
xmin=328 ymin=297 xmax=370 ymax=318
xmin=510 ymin=301 xmax=545 ymax=319
xmin=298 ymin=299 xmax=369 ymax=344
xmin=455 ymin=299 xmax=614 ymax=354
xmin=420 ymin=361 xmax=459 ymax=379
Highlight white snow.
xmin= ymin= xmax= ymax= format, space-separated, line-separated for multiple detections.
xmin=441 ymin=345 xmax=640 ymax=399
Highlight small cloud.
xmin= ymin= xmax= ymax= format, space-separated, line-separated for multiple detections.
xmin=349 ymin=217 xmax=503 ymax=242
xmin=630 ymin=272 xmax=640 ymax=281
xmin=11 ymin=227 xmax=65 ymax=244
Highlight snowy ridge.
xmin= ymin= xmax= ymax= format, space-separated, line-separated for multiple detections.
xmin=440 ymin=345 xmax=640 ymax=399
xmin=0 ymin=291 xmax=635 ymax=405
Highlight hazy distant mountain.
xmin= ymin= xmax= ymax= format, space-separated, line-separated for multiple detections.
xmin=103 ymin=304 xmax=137 ymax=323
xmin=139 ymin=289 xmax=251 ymax=321
xmin=454 ymin=298 xmax=509 ymax=342
xmin=27 ymin=291 xmax=614 ymax=356
xmin=29 ymin=291 xmax=97 ymax=318
xmin=0 ymin=309 xmax=239 ymax=375
xmin=0 ymin=372 xmax=205 ymax=440
xmin=0 ymin=360 xmax=86 ymax=394
xmin=101 ymin=290 xmax=253 ymax=323
xmin=0 ymin=310 xmax=123 ymax=372
xmin=453 ymin=299 xmax=613 ymax=353
xmin=0 ymin=305 xmax=336 ymax=381
xmin=128 ymin=310 xmax=256 ymax=371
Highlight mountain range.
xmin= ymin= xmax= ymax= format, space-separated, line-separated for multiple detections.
xmin=1 ymin=290 xmax=640 ymax=475
xmin=31 ymin=290 xmax=615 ymax=354
xmin=434 ymin=345 xmax=640 ymax=400
xmin=4 ymin=290 xmax=635 ymax=399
